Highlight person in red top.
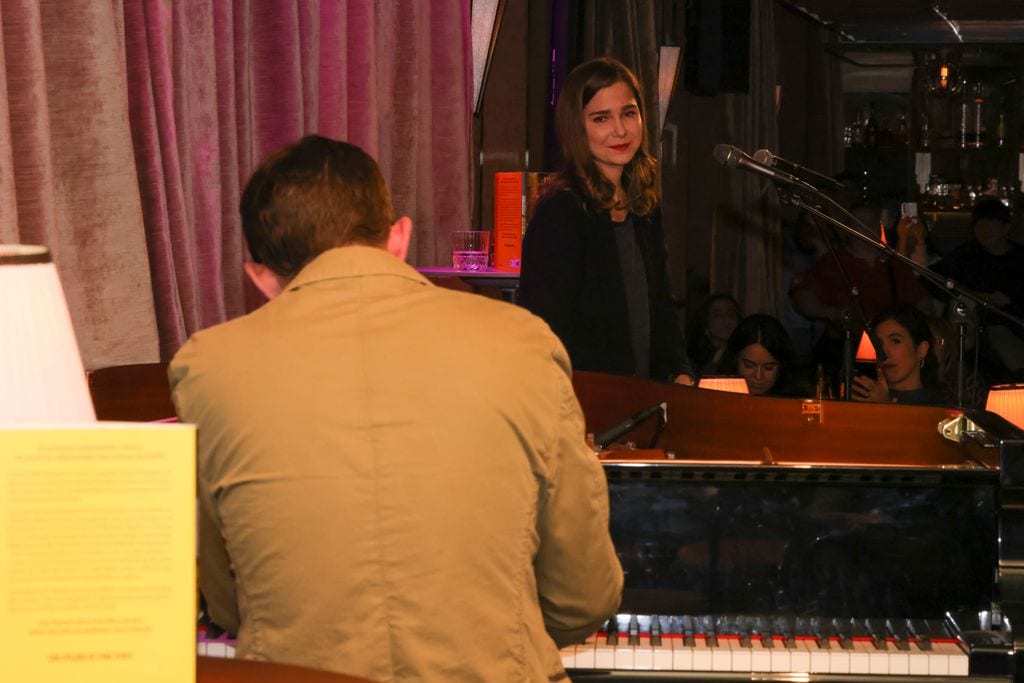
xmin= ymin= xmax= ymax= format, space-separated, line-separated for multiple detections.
xmin=789 ymin=204 xmax=933 ymax=390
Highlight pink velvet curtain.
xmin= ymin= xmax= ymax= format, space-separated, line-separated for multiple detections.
xmin=1 ymin=1 xmax=472 ymax=366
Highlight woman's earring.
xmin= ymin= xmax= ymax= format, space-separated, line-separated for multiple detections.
xmin=919 ymin=358 xmax=925 ymax=369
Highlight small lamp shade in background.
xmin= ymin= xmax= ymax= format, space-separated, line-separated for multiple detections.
xmin=855 ymin=331 xmax=877 ymax=363
xmin=0 ymin=245 xmax=95 ymax=422
xmin=697 ymin=375 xmax=749 ymax=394
xmin=985 ymin=384 xmax=1024 ymax=430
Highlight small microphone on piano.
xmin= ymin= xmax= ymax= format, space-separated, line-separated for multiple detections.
xmin=593 ymin=403 xmax=667 ymax=451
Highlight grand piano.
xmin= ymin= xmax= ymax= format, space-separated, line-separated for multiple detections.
xmin=567 ymin=370 xmax=1024 ymax=681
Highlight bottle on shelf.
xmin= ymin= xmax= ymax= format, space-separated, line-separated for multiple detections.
xmin=895 ymin=110 xmax=908 ymax=146
xmin=919 ymin=113 xmax=930 ymax=150
xmin=997 ymin=112 xmax=1007 ymax=148
xmin=959 ymin=81 xmax=970 ymax=150
xmin=851 ymin=108 xmax=866 ymax=147
xmin=865 ymin=102 xmax=879 ymax=148
xmin=971 ymin=83 xmax=985 ymax=149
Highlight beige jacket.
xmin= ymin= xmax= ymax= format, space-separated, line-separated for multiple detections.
xmin=170 ymin=246 xmax=623 ymax=682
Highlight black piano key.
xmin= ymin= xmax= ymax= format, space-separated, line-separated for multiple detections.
xmin=906 ymin=618 xmax=932 ymax=650
xmin=810 ymin=615 xmax=830 ymax=649
xmin=832 ymin=617 xmax=854 ymax=650
xmin=865 ymin=618 xmax=889 ymax=650
xmin=682 ymin=614 xmax=695 ymax=647
xmin=774 ymin=615 xmax=797 ymax=649
xmin=605 ymin=615 xmax=619 ymax=646
xmin=649 ymin=614 xmax=662 ymax=647
xmin=628 ymin=614 xmax=640 ymax=646
xmin=883 ymin=618 xmax=912 ymax=651
xmin=701 ymin=615 xmax=718 ymax=648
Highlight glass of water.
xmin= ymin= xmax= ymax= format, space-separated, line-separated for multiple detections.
xmin=451 ymin=230 xmax=490 ymax=271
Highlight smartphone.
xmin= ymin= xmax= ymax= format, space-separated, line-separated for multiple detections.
xmin=900 ymin=202 xmax=918 ymax=219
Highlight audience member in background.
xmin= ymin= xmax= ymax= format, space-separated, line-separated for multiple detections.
xmin=789 ymin=203 xmax=933 ymax=391
xmin=169 ymin=136 xmax=623 ymax=682
xmin=688 ymin=293 xmax=741 ymax=375
xmin=850 ymin=304 xmax=946 ymax=406
xmin=719 ymin=314 xmax=808 ymax=397
xmin=519 ymin=57 xmax=694 ymax=384
xmin=931 ymin=198 xmax=1024 ymax=383
xmin=780 ymin=209 xmax=828 ymax=359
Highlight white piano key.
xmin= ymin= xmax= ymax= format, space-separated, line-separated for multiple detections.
xmin=867 ymin=639 xmax=889 ymax=675
xmin=652 ymin=637 xmax=674 ymax=670
xmin=887 ymin=641 xmax=910 ymax=676
xmin=671 ymin=636 xmax=693 ymax=671
xmin=206 ymin=641 xmax=228 ymax=658
xmin=726 ymin=636 xmax=752 ymax=672
xmin=710 ymin=638 xmax=732 ymax=672
xmin=907 ymin=641 xmax=931 ymax=676
xmin=594 ymin=635 xmax=616 ymax=670
xmin=749 ymin=637 xmax=772 ymax=672
xmin=788 ymin=639 xmax=811 ymax=673
xmin=224 ymin=644 xmax=236 ymax=658
xmin=769 ymin=637 xmax=791 ymax=672
xmin=634 ymin=634 xmax=654 ymax=670
xmin=807 ymin=638 xmax=831 ymax=673
xmin=574 ymin=635 xmax=597 ymax=669
xmin=827 ymin=638 xmax=850 ymax=674
xmin=849 ymin=639 xmax=871 ymax=674
xmin=559 ymin=645 xmax=576 ymax=670
xmin=692 ymin=635 xmax=713 ymax=671
xmin=613 ymin=638 xmax=635 ymax=670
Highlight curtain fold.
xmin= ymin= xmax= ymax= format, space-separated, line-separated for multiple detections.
xmin=1 ymin=1 xmax=471 ymax=367
xmin=711 ymin=0 xmax=782 ymax=317
xmin=1 ymin=0 xmax=159 ymax=369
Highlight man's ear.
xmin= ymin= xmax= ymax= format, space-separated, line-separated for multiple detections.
xmin=386 ymin=216 xmax=413 ymax=261
xmin=243 ymin=261 xmax=287 ymax=300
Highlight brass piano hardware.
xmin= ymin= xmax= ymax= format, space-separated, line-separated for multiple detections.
xmin=939 ymin=414 xmax=998 ymax=447
xmin=801 ymin=399 xmax=823 ymax=426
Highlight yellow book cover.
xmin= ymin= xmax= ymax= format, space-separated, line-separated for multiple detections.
xmin=0 ymin=423 xmax=196 ymax=683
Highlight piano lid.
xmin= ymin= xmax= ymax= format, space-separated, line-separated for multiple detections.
xmin=572 ymin=371 xmax=1001 ymax=469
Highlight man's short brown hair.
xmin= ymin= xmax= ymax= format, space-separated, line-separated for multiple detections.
xmin=240 ymin=136 xmax=394 ymax=278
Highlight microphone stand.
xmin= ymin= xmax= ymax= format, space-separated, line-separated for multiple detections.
xmin=780 ymin=190 xmax=885 ymax=400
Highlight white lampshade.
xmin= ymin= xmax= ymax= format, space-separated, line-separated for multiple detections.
xmin=985 ymin=384 xmax=1024 ymax=430
xmin=697 ymin=375 xmax=749 ymax=394
xmin=0 ymin=245 xmax=95 ymax=422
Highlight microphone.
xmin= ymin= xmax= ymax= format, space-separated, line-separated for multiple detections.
xmin=712 ymin=144 xmax=801 ymax=188
xmin=752 ymin=149 xmax=845 ymax=192
xmin=593 ymin=402 xmax=667 ymax=450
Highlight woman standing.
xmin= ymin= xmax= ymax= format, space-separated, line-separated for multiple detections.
xmin=518 ymin=57 xmax=693 ymax=383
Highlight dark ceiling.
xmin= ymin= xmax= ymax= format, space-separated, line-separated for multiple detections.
xmin=778 ymin=0 xmax=1024 ymax=45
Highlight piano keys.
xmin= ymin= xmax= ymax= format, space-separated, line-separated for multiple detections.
xmin=561 ymin=614 xmax=979 ymax=678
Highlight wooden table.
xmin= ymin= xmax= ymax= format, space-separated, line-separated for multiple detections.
xmin=198 ymin=656 xmax=375 ymax=683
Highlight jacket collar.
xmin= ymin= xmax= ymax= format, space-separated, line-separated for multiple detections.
xmin=285 ymin=246 xmax=430 ymax=292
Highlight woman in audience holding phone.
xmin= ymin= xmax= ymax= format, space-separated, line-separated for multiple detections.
xmin=518 ymin=57 xmax=694 ymax=384
xmin=850 ymin=303 xmax=946 ymax=405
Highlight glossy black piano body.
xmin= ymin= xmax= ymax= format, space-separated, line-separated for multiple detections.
xmin=570 ymin=371 xmax=1024 ymax=681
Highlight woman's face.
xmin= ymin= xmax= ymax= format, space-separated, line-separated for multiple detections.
xmin=582 ymin=81 xmax=642 ymax=183
xmin=876 ymin=318 xmax=928 ymax=390
xmin=737 ymin=342 xmax=780 ymax=395
xmin=707 ymin=299 xmax=739 ymax=346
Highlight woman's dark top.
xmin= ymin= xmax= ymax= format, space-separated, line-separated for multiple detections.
xmin=518 ymin=188 xmax=693 ymax=381
xmin=890 ymin=386 xmax=948 ymax=406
